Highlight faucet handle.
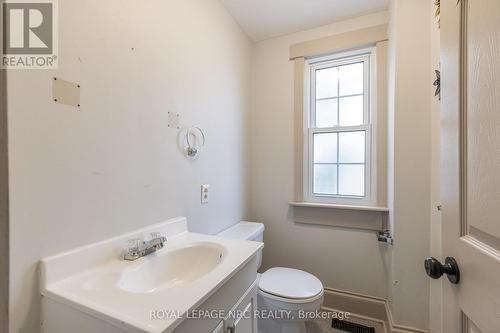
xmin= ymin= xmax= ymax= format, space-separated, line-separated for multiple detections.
xmin=150 ymin=232 xmax=161 ymax=240
xmin=126 ymin=238 xmax=143 ymax=254
xmin=150 ymin=232 xmax=167 ymax=242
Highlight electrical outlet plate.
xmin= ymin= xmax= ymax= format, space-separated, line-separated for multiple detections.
xmin=201 ymin=184 xmax=210 ymax=204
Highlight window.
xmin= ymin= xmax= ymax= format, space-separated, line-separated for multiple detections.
xmin=305 ymin=48 xmax=376 ymax=205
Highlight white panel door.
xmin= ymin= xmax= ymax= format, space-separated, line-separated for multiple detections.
xmin=440 ymin=0 xmax=500 ymax=332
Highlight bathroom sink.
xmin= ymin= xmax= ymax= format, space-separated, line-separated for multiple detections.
xmin=40 ymin=217 xmax=263 ymax=333
xmin=118 ymin=242 xmax=226 ymax=293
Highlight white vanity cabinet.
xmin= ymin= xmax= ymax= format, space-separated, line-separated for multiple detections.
xmin=211 ymin=322 xmax=225 ymax=333
xmin=224 ymin=292 xmax=256 ymax=333
xmin=173 ymin=256 xmax=258 ymax=333
xmin=210 ymin=285 xmax=257 ymax=333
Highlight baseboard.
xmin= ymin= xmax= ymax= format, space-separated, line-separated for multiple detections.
xmin=323 ymin=288 xmax=388 ymax=322
xmin=323 ymin=288 xmax=430 ymax=333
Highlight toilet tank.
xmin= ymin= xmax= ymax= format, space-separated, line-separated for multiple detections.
xmin=218 ymin=222 xmax=264 ymax=269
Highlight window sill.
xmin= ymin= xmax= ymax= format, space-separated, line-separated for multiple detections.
xmin=289 ymin=202 xmax=389 ymax=212
xmin=289 ymin=202 xmax=388 ymax=231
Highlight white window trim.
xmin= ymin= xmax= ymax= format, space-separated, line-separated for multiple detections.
xmin=303 ymin=47 xmax=378 ymax=206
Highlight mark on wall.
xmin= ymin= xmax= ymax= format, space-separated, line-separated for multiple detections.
xmin=52 ymin=77 xmax=81 ymax=108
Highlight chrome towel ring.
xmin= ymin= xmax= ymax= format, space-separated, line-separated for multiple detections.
xmin=185 ymin=126 xmax=205 ymax=160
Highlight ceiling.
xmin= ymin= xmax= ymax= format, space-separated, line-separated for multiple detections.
xmin=220 ymin=0 xmax=389 ymax=41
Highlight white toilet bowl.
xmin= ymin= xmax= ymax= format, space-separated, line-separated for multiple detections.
xmin=218 ymin=222 xmax=324 ymax=333
xmin=257 ymin=267 xmax=323 ymax=333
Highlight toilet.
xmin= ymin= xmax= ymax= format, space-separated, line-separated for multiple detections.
xmin=218 ymin=222 xmax=324 ymax=333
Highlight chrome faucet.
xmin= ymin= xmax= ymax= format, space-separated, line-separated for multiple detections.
xmin=124 ymin=232 xmax=167 ymax=261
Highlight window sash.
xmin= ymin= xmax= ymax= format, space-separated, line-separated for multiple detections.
xmin=304 ymin=48 xmax=375 ymax=205
xmin=310 ymin=55 xmax=370 ymax=128
xmin=308 ymin=125 xmax=371 ymax=200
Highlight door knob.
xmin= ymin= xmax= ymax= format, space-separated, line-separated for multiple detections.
xmin=424 ymin=257 xmax=460 ymax=284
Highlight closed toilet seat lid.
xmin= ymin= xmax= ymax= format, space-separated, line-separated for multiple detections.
xmin=259 ymin=267 xmax=323 ymax=300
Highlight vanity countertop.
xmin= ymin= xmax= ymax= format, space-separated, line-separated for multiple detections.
xmin=40 ymin=217 xmax=263 ymax=333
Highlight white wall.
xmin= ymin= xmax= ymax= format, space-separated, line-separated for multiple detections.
xmin=250 ymin=12 xmax=390 ymax=299
xmin=387 ymin=0 xmax=433 ymax=330
xmin=7 ymin=1 xmax=252 ymax=332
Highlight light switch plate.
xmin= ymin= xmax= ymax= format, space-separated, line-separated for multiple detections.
xmin=52 ymin=77 xmax=81 ymax=108
xmin=201 ymin=184 xmax=210 ymax=204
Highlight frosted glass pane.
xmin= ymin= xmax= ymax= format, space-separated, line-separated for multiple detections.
xmin=339 ymin=62 xmax=364 ymax=96
xmin=316 ymin=67 xmax=338 ymax=99
xmin=314 ymin=164 xmax=338 ymax=195
xmin=314 ymin=133 xmax=337 ymax=163
xmin=339 ymin=95 xmax=364 ymax=126
xmin=315 ymin=99 xmax=338 ymax=127
xmin=339 ymin=131 xmax=365 ymax=163
xmin=338 ymin=164 xmax=365 ymax=196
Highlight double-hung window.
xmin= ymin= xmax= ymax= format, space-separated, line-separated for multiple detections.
xmin=305 ymin=48 xmax=376 ymax=205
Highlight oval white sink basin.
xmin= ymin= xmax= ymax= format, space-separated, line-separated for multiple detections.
xmin=118 ymin=242 xmax=226 ymax=293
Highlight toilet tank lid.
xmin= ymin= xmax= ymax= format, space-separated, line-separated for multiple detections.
xmin=217 ymin=221 xmax=264 ymax=240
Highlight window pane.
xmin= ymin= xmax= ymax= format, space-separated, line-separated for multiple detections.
xmin=314 ymin=164 xmax=338 ymax=195
xmin=339 ymin=62 xmax=363 ymax=96
xmin=314 ymin=133 xmax=337 ymax=163
xmin=339 ymin=131 xmax=365 ymax=163
xmin=338 ymin=164 xmax=365 ymax=196
xmin=315 ymin=99 xmax=338 ymax=127
xmin=316 ymin=67 xmax=338 ymax=99
xmin=339 ymin=95 xmax=364 ymax=126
